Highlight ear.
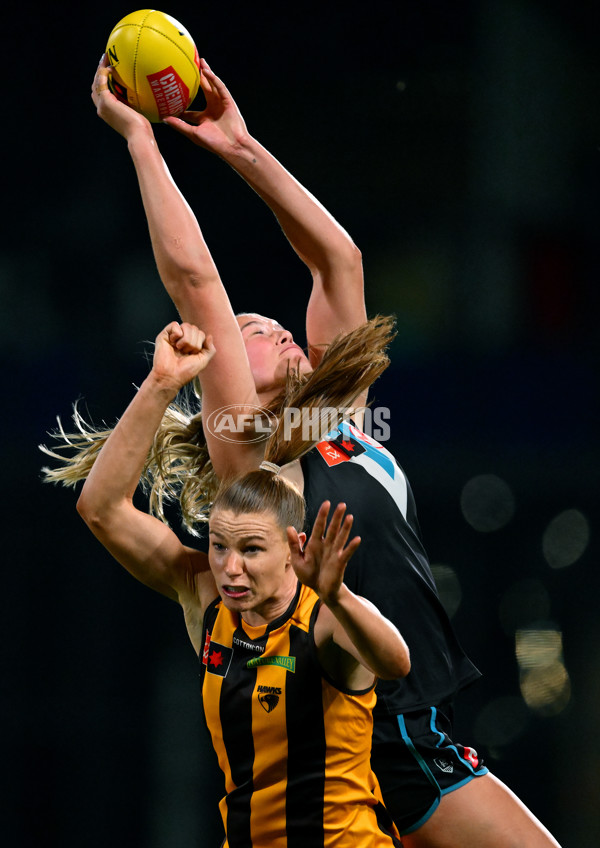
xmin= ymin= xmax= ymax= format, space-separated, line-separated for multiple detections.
xmin=285 ymin=529 xmax=307 ymax=567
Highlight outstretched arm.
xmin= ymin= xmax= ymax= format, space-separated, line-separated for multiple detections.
xmin=92 ymin=59 xmax=223 ymax=322
xmin=91 ymin=58 xmax=264 ymax=478
xmin=165 ymin=60 xmax=367 ymax=365
xmin=288 ymin=502 xmax=410 ymax=685
xmin=76 ymin=322 xmax=217 ymax=616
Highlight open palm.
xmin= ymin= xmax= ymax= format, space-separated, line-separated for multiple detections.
xmin=288 ymin=502 xmax=361 ymax=604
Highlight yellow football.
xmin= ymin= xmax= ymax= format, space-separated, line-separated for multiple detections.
xmin=105 ymin=10 xmax=201 ymax=123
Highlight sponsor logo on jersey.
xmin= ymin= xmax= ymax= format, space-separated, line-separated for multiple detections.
xmin=315 ymin=421 xmax=409 ymax=518
xmin=246 ymin=655 xmax=296 ymax=672
xmin=202 ymin=631 xmax=211 ymax=664
xmin=433 ymin=758 xmax=454 ymax=773
xmin=257 ymin=685 xmax=282 ymax=713
xmin=331 ymin=431 xmax=367 ymax=457
xmin=202 ymin=634 xmax=233 ymax=677
xmin=233 ymin=635 xmax=265 ymax=653
xmin=316 ymin=440 xmax=350 ymax=466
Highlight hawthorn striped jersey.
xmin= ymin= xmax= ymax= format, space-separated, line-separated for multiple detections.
xmin=200 ymin=581 xmax=401 ymax=848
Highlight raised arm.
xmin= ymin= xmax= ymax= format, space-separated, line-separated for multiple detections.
xmin=76 ymin=322 xmax=217 ymax=627
xmin=287 ymin=502 xmax=410 ymax=687
xmin=92 ymin=58 xmax=264 ymax=478
xmin=164 ymin=60 xmax=367 ymax=365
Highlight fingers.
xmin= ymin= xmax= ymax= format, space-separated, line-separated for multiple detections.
xmin=162 ymin=115 xmax=199 ymax=136
xmin=91 ymin=66 xmax=111 ymax=100
xmin=311 ymin=501 xmax=331 ymax=543
xmin=175 ymin=322 xmax=209 ymax=353
xmin=207 ymin=73 xmax=233 ymax=104
xmin=311 ymin=501 xmax=353 ymax=546
xmin=198 ymin=336 xmax=217 ymax=368
xmin=198 ymin=60 xmax=234 ymax=102
xmin=91 ymin=61 xmax=122 ymax=119
xmin=160 ymin=321 xmax=183 ymax=343
xmin=326 ymin=502 xmax=348 ymax=542
xmin=339 ymin=533 xmax=361 ymax=565
xmin=178 ymin=110 xmax=204 ymax=122
xmin=318 ymin=502 xmax=360 ymax=564
xmin=160 ymin=322 xmax=214 ymax=356
xmin=316 ymin=502 xmax=350 ymax=547
xmin=286 ymin=526 xmax=302 ymax=558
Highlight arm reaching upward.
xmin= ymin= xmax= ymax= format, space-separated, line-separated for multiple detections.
xmin=91 ymin=57 xmax=265 ymax=479
xmin=165 ymin=60 xmax=367 ymax=366
xmin=76 ymin=322 xmax=218 ymax=643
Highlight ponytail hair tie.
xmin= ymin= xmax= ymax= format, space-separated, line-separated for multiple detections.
xmin=259 ymin=460 xmax=281 ymax=474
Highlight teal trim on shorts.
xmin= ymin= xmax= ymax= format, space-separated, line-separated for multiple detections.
xmin=441 ymin=773 xmax=481 ymax=796
xmin=396 ymin=714 xmax=441 ymax=834
xmin=396 ymin=710 xmax=488 ymax=835
xmin=397 ymin=714 xmax=439 ymax=790
xmin=430 ymin=706 xmax=489 ymax=778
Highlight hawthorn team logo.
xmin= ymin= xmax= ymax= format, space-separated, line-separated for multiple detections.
xmin=257 ymin=685 xmax=281 ymax=713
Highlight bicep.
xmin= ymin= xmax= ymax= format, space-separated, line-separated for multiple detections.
xmin=314 ymin=605 xmax=375 ymax=689
xmin=305 ymin=262 xmax=367 ymax=366
xmin=79 ymin=498 xmax=206 ymax=602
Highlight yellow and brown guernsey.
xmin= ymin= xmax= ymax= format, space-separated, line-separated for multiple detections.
xmin=200 ymin=582 xmax=401 ymax=847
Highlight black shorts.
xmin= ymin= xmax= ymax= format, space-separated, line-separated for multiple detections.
xmin=371 ymin=702 xmax=488 ymax=835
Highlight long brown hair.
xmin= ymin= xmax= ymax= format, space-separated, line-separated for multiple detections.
xmin=40 ymin=315 xmax=396 ymax=534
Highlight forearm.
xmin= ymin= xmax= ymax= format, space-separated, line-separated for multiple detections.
xmin=77 ymin=374 xmax=176 ymax=519
xmin=127 ymin=130 xmax=221 ymax=317
xmin=220 ymin=133 xmax=361 ymax=274
xmin=325 ymin=584 xmax=410 ymax=680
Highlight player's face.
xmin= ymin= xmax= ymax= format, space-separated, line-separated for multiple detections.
xmin=236 ymin=314 xmax=312 ymax=396
xmin=208 ymin=508 xmax=297 ymax=626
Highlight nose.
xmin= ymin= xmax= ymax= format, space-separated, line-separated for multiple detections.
xmin=276 ymin=327 xmax=293 ymax=345
xmin=223 ymin=551 xmax=244 ymax=577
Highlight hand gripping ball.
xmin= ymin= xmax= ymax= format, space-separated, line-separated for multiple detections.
xmin=105 ymin=9 xmax=201 ymax=122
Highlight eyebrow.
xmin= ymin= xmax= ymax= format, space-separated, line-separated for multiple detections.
xmin=239 ymin=320 xmax=262 ymax=332
xmin=239 ymin=319 xmax=283 ymax=333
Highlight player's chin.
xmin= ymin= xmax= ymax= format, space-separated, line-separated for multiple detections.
xmin=284 ymin=353 xmax=312 ymax=375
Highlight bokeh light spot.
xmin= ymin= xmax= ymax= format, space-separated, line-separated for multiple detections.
xmin=460 ymin=474 xmax=515 ymax=532
xmin=515 ymin=626 xmax=571 ymax=716
xmin=515 ymin=627 xmax=562 ymax=670
xmin=542 ymin=509 xmax=590 ymax=569
xmin=520 ymin=663 xmax=571 ymax=716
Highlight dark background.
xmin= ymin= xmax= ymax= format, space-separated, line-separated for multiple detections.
xmin=4 ymin=1 xmax=598 ymax=845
